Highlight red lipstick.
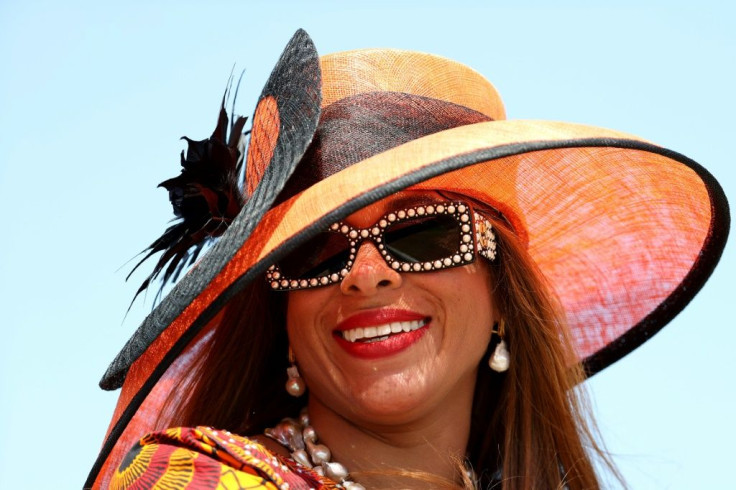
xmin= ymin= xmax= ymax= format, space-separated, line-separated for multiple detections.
xmin=334 ymin=309 xmax=430 ymax=359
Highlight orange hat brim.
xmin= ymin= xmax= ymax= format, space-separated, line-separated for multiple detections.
xmin=88 ymin=40 xmax=730 ymax=490
xmin=91 ymin=117 xmax=728 ymax=487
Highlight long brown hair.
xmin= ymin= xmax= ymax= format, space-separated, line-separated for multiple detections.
xmin=469 ymin=218 xmax=620 ymax=489
xmin=161 ymin=215 xmax=620 ymax=490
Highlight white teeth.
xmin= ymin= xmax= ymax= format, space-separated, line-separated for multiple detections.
xmin=341 ymin=319 xmax=427 ymax=342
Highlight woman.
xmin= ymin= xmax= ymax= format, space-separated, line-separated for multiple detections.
xmin=87 ymin=30 xmax=729 ymax=489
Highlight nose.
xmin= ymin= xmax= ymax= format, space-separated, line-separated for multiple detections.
xmin=340 ymin=241 xmax=402 ymax=295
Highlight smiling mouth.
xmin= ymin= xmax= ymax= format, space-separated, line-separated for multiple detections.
xmin=339 ymin=319 xmax=429 ymax=343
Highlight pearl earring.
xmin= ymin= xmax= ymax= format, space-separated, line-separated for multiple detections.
xmin=285 ymin=346 xmax=306 ymax=397
xmin=489 ymin=319 xmax=510 ymax=373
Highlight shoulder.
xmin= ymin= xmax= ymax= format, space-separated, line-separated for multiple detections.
xmin=110 ymin=426 xmax=330 ymax=490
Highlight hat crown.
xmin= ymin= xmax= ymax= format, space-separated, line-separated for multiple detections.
xmin=320 ymin=48 xmax=506 ymax=120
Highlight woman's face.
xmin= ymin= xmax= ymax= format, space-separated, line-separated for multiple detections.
xmin=286 ymin=191 xmax=496 ymax=425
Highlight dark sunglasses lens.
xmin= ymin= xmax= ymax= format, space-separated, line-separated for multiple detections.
xmin=384 ymin=215 xmax=460 ymax=262
xmin=277 ymin=232 xmax=351 ymax=279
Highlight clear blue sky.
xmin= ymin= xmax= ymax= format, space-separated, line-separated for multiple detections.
xmin=1 ymin=1 xmax=733 ymax=488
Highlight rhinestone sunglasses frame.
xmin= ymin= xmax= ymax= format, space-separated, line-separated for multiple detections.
xmin=266 ymin=201 xmax=497 ymax=291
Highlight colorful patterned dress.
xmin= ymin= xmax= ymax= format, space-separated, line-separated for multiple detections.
xmin=110 ymin=427 xmax=340 ymax=489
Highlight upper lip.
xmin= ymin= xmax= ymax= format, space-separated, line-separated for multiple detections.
xmin=335 ymin=308 xmax=429 ymax=331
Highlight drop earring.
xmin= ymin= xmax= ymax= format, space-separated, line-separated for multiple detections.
xmin=489 ymin=319 xmax=510 ymax=373
xmin=285 ymin=346 xmax=306 ymax=397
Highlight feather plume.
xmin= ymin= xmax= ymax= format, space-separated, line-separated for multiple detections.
xmin=127 ymin=79 xmax=248 ymax=306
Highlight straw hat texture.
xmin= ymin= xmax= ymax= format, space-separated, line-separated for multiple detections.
xmin=86 ymin=30 xmax=729 ymax=488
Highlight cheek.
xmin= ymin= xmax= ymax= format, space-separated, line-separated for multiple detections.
xmin=286 ymin=287 xmax=330 ymax=321
xmin=285 ymin=293 xmax=319 ymax=381
xmin=444 ymin=265 xmax=495 ymax=355
xmin=285 ymin=291 xmax=316 ymax=343
xmin=285 ymin=288 xmax=335 ymax=358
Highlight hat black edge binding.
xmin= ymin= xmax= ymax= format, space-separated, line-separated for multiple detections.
xmin=98 ymin=28 xmax=321 ymax=388
xmin=86 ymin=137 xmax=729 ymax=487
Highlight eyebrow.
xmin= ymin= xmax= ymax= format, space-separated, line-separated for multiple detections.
xmin=382 ymin=193 xmax=443 ymax=211
xmin=343 ymin=192 xmax=447 ymax=227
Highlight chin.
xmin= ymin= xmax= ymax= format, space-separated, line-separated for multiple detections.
xmin=341 ymin=373 xmax=444 ymax=424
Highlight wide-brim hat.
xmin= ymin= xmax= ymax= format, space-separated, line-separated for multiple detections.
xmin=86 ymin=30 xmax=729 ymax=488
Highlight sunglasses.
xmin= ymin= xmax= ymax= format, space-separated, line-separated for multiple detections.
xmin=266 ymin=201 xmax=497 ymax=291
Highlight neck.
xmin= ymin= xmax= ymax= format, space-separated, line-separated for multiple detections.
xmin=306 ymin=383 xmax=475 ymax=489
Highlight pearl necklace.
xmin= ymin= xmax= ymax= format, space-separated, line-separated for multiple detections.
xmin=265 ymin=410 xmax=477 ymax=489
xmin=264 ymin=409 xmax=365 ymax=490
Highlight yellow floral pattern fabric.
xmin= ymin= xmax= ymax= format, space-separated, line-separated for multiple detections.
xmin=110 ymin=426 xmax=338 ymax=489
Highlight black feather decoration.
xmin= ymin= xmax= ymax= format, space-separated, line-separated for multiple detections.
xmin=127 ymin=82 xmax=248 ymax=306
